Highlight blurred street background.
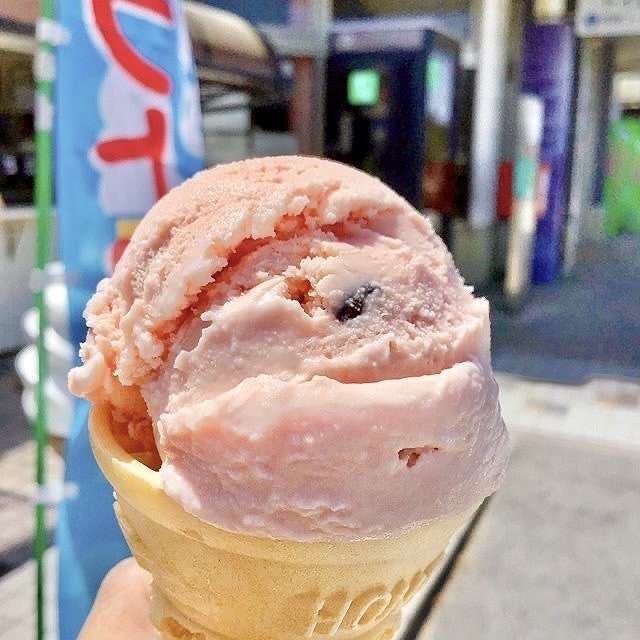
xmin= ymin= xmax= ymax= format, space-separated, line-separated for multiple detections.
xmin=1 ymin=0 xmax=639 ymax=638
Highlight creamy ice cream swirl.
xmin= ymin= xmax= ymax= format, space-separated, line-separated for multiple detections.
xmin=70 ymin=156 xmax=508 ymax=541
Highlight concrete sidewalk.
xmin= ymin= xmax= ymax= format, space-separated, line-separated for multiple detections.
xmin=418 ymin=431 xmax=640 ymax=640
xmin=0 ymin=351 xmax=61 ymax=575
xmin=0 ymin=548 xmax=57 ymax=640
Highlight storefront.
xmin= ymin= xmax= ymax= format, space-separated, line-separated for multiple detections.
xmin=0 ymin=5 xmax=38 ymax=352
xmin=0 ymin=4 xmax=36 ymax=208
xmin=566 ymin=0 xmax=640 ymax=260
xmin=0 ymin=1 xmax=294 ymax=353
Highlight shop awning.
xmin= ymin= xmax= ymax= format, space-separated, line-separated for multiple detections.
xmin=0 ymin=17 xmax=36 ymax=54
xmin=183 ymin=2 xmax=280 ymax=96
xmin=0 ymin=4 xmax=281 ymax=95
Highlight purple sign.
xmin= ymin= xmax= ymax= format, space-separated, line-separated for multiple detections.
xmin=521 ymin=23 xmax=576 ymax=283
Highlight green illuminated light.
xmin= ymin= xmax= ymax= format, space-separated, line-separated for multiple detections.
xmin=347 ymin=69 xmax=380 ymax=107
xmin=427 ymin=56 xmax=442 ymax=93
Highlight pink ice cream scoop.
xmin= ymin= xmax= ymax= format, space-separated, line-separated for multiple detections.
xmin=69 ymin=156 xmax=508 ymax=541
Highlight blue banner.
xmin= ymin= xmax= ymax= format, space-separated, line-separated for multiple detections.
xmin=55 ymin=1 xmax=203 ymax=636
xmin=521 ymin=22 xmax=576 ymax=284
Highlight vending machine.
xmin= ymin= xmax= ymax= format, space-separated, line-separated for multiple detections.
xmin=325 ymin=25 xmax=462 ymax=211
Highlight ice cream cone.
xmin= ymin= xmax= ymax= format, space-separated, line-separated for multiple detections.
xmin=90 ymin=405 xmax=477 ymax=640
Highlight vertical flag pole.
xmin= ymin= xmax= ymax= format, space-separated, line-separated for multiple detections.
xmin=34 ymin=1 xmax=55 ymax=637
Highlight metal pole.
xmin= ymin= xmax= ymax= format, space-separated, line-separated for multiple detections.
xmin=34 ymin=0 xmax=55 ymax=637
xmin=504 ymin=94 xmax=544 ymax=306
xmin=532 ymin=0 xmax=567 ymax=21
xmin=564 ymin=38 xmax=615 ymax=269
xmin=468 ymin=0 xmax=509 ymax=231
xmin=564 ymin=38 xmax=599 ymax=273
xmin=289 ymin=0 xmax=331 ymax=155
xmin=454 ymin=0 xmax=510 ymax=288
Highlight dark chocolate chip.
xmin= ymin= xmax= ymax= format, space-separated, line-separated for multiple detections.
xmin=335 ymin=284 xmax=379 ymax=322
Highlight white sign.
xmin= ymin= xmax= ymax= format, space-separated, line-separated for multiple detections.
xmin=576 ymin=0 xmax=640 ymax=37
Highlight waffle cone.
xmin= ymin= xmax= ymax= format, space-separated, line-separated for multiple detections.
xmin=89 ymin=405 xmax=476 ymax=640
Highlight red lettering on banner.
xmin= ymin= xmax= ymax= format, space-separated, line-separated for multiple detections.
xmin=92 ymin=0 xmax=172 ymax=94
xmin=95 ymin=108 xmax=168 ymax=198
